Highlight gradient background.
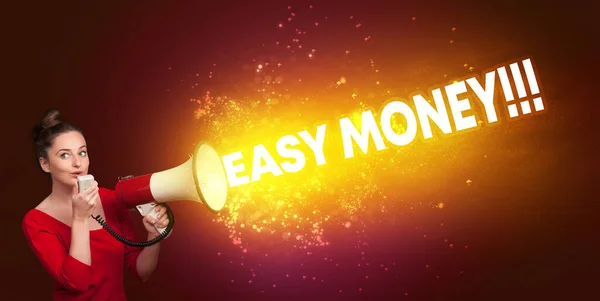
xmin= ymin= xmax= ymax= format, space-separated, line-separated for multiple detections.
xmin=3 ymin=0 xmax=597 ymax=300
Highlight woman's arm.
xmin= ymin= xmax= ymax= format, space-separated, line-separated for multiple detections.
xmin=135 ymin=233 xmax=161 ymax=282
xmin=135 ymin=205 xmax=170 ymax=281
xmin=69 ymin=217 xmax=92 ymax=265
xmin=69 ymin=180 xmax=100 ymax=266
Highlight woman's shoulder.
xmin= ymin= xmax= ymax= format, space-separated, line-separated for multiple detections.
xmin=22 ymin=208 xmax=56 ymax=236
xmin=98 ymin=187 xmax=130 ymax=219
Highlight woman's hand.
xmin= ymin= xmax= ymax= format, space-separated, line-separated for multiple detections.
xmin=71 ymin=181 xmax=99 ymax=221
xmin=142 ymin=204 xmax=169 ymax=236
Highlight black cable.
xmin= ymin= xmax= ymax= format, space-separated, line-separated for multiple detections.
xmin=91 ymin=204 xmax=175 ymax=248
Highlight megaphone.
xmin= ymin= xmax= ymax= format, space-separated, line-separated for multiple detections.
xmin=91 ymin=142 xmax=229 ymax=247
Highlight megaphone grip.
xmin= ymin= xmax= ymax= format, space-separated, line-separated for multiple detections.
xmin=136 ymin=202 xmax=171 ymax=238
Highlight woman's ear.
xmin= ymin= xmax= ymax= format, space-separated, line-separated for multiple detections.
xmin=39 ymin=157 xmax=50 ymax=173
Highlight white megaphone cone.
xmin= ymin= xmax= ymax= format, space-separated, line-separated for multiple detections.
xmin=114 ymin=142 xmax=229 ymax=234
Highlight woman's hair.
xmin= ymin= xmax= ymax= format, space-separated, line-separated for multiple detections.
xmin=32 ymin=109 xmax=84 ymax=172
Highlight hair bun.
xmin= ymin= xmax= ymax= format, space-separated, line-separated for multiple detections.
xmin=41 ymin=109 xmax=61 ymax=130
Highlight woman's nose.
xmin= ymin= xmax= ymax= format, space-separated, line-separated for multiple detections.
xmin=72 ymin=156 xmax=81 ymax=167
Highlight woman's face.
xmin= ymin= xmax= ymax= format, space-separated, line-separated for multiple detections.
xmin=40 ymin=131 xmax=90 ymax=188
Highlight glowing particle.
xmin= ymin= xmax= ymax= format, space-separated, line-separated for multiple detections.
xmin=345 ymin=222 xmax=351 ymax=228
xmin=412 ymin=17 xmax=416 ymax=21
xmin=466 ymin=179 xmax=472 ymax=185
xmin=452 ymin=27 xmax=457 ymax=32
xmin=278 ymin=23 xmax=283 ymax=28
xmin=438 ymin=202 xmax=444 ymax=209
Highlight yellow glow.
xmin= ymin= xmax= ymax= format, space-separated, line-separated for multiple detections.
xmin=192 ymin=57 xmax=545 ymax=251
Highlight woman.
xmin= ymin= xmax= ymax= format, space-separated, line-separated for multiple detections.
xmin=22 ymin=109 xmax=169 ymax=301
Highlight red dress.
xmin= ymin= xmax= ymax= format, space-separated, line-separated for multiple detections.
xmin=22 ymin=188 xmax=144 ymax=301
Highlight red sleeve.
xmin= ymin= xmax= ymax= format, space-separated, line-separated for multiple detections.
xmin=22 ymin=213 xmax=94 ymax=293
xmin=105 ymin=187 xmax=144 ymax=282
xmin=119 ymin=210 xmax=143 ymax=281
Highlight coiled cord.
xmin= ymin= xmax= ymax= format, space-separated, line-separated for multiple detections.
xmin=91 ymin=204 xmax=175 ymax=248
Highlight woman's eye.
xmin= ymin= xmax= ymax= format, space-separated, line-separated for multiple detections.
xmin=60 ymin=153 xmax=70 ymax=159
xmin=79 ymin=151 xmax=87 ymax=157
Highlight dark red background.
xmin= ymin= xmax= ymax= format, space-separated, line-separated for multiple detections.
xmin=3 ymin=0 xmax=597 ymax=300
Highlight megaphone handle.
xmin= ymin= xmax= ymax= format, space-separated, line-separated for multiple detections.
xmin=136 ymin=202 xmax=172 ymax=238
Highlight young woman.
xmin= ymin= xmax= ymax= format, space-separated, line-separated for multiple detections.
xmin=22 ymin=109 xmax=169 ymax=300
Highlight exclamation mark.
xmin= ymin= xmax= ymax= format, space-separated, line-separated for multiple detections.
xmin=522 ymin=59 xmax=544 ymax=112
xmin=497 ymin=58 xmax=544 ymax=118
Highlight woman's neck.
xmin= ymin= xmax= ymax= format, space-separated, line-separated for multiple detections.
xmin=49 ymin=180 xmax=74 ymax=206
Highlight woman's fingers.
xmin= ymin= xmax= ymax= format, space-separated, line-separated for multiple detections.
xmin=143 ymin=215 xmax=155 ymax=224
xmin=157 ymin=214 xmax=169 ymax=227
xmin=87 ymin=190 xmax=99 ymax=208
xmin=80 ymin=182 xmax=98 ymax=197
xmin=155 ymin=205 xmax=167 ymax=219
